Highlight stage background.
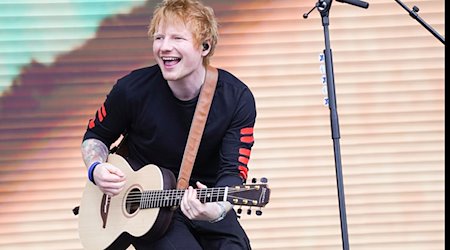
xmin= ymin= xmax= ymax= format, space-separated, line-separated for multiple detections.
xmin=0 ymin=0 xmax=445 ymax=249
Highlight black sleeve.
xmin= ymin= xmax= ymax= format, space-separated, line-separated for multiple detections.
xmin=217 ymin=88 xmax=257 ymax=187
xmin=82 ymin=81 xmax=131 ymax=148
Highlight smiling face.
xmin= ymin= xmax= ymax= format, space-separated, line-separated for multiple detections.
xmin=152 ymin=20 xmax=207 ymax=83
xmin=148 ymin=0 xmax=219 ymax=69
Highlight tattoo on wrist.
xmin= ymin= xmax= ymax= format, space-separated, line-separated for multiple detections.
xmin=81 ymin=139 xmax=109 ymax=167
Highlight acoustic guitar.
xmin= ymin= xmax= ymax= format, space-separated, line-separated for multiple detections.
xmin=77 ymin=154 xmax=270 ymax=250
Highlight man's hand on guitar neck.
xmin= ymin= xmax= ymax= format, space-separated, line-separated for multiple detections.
xmin=181 ymin=181 xmax=232 ymax=223
xmin=93 ymin=163 xmax=127 ymax=197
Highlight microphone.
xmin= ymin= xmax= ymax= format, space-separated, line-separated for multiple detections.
xmin=336 ymin=0 xmax=369 ymax=9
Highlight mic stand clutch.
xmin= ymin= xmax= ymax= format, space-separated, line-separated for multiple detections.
xmin=303 ymin=0 xmax=368 ymax=249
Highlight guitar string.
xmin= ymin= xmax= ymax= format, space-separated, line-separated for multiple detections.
xmin=124 ymin=187 xmax=259 ymax=200
xmin=131 ymin=189 xmax=229 ymax=208
xmin=124 ymin=189 xmax=229 ymax=202
xmin=124 ymin=188 xmax=228 ymax=199
xmin=124 ymin=189 xmax=251 ymax=200
xmin=124 ymin=186 xmax=260 ymax=199
xmin=123 ymin=187 xmax=261 ymax=207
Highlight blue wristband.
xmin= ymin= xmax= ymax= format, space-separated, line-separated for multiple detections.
xmin=88 ymin=161 xmax=101 ymax=185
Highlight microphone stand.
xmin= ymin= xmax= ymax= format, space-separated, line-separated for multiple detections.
xmin=303 ymin=0 xmax=369 ymax=249
xmin=394 ymin=0 xmax=445 ymax=45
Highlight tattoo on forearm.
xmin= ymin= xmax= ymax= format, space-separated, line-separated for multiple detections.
xmin=81 ymin=138 xmax=109 ymax=167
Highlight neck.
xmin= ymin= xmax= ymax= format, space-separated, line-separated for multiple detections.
xmin=168 ymin=66 xmax=206 ymax=101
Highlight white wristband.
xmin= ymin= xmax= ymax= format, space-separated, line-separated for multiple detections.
xmin=209 ymin=202 xmax=227 ymax=223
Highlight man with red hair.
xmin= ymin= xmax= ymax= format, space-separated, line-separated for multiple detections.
xmin=81 ymin=0 xmax=256 ymax=249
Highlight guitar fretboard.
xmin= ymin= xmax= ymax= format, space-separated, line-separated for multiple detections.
xmin=126 ymin=187 xmax=228 ymax=209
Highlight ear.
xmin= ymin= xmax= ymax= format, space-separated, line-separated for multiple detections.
xmin=202 ymin=43 xmax=209 ymax=51
xmin=201 ymin=42 xmax=210 ymax=56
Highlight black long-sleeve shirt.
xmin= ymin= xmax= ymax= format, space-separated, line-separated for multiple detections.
xmin=83 ymin=65 xmax=256 ymax=188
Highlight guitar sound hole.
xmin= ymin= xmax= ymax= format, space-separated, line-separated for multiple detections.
xmin=125 ymin=188 xmax=141 ymax=215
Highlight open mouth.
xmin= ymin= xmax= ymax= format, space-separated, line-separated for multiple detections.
xmin=162 ymin=56 xmax=181 ymax=66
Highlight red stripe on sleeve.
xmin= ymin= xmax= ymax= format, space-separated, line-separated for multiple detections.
xmin=238 ymin=165 xmax=248 ymax=180
xmin=239 ymin=148 xmax=251 ymax=157
xmin=97 ymin=108 xmax=104 ymax=122
xmin=240 ymin=127 xmax=254 ymax=135
xmin=88 ymin=119 xmax=95 ymax=129
xmin=101 ymin=104 xmax=107 ymax=117
xmin=238 ymin=156 xmax=249 ymax=165
xmin=240 ymin=136 xmax=254 ymax=143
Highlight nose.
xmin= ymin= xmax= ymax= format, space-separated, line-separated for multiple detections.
xmin=160 ymin=38 xmax=173 ymax=51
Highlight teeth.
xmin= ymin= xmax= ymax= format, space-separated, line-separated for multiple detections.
xmin=162 ymin=57 xmax=179 ymax=61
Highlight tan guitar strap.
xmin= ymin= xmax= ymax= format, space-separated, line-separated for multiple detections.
xmin=176 ymin=66 xmax=218 ymax=190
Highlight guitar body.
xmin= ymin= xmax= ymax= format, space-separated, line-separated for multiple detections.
xmin=78 ymin=154 xmax=176 ymax=250
xmin=78 ymin=154 xmax=271 ymax=249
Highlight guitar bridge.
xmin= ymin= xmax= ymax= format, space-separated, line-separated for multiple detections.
xmin=100 ymin=194 xmax=111 ymax=228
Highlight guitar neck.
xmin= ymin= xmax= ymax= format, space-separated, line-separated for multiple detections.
xmin=137 ymin=187 xmax=228 ymax=209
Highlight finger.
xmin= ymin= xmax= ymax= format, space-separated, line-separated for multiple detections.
xmin=181 ymin=189 xmax=190 ymax=208
xmin=99 ymin=179 xmax=125 ymax=189
xmin=196 ymin=181 xmax=207 ymax=189
xmin=181 ymin=193 xmax=193 ymax=217
xmin=101 ymin=180 xmax=126 ymax=190
xmin=107 ymin=174 xmax=127 ymax=182
xmin=187 ymin=188 xmax=204 ymax=212
xmin=94 ymin=165 xmax=125 ymax=183
xmin=187 ymin=186 xmax=197 ymax=200
xmin=104 ymin=164 xmax=126 ymax=178
xmin=97 ymin=169 xmax=127 ymax=183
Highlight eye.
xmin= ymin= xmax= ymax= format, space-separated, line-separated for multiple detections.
xmin=153 ymin=35 xmax=163 ymax=41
